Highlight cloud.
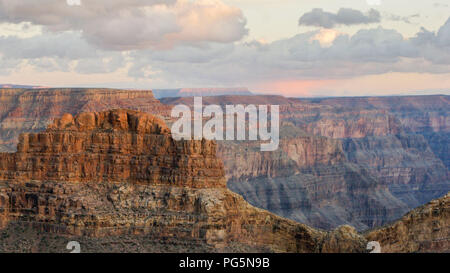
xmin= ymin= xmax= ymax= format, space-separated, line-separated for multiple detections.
xmin=0 ymin=0 xmax=248 ymax=50
xmin=128 ymin=16 xmax=450 ymax=85
xmin=0 ymin=2 xmax=449 ymax=91
xmin=310 ymin=29 xmax=341 ymax=47
xmin=0 ymin=56 xmax=23 ymax=75
xmin=0 ymin=32 xmax=125 ymax=74
xmin=437 ymin=17 xmax=450 ymax=47
xmin=411 ymin=18 xmax=450 ymax=64
xmin=433 ymin=3 xmax=449 ymax=8
xmin=385 ymin=13 xmax=420 ymax=24
xmin=298 ymin=8 xmax=381 ymax=28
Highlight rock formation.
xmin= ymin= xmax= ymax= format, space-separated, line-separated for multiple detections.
xmin=0 ymin=109 xmax=224 ymax=188
xmin=164 ymin=95 xmax=449 ymax=231
xmin=0 ymin=88 xmax=170 ymax=152
xmin=221 ymin=137 xmax=409 ymax=231
xmin=0 ymin=109 xmax=367 ymax=253
xmin=367 ymin=193 xmax=449 ymax=253
xmin=0 ymin=89 xmax=448 ymax=234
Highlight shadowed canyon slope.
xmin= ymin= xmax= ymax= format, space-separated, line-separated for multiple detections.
xmin=0 ymin=89 xmax=449 ymax=234
xmin=163 ymin=95 xmax=450 ymax=231
xmin=367 ymin=193 xmax=449 ymax=253
xmin=0 ymin=109 xmax=368 ymax=253
xmin=152 ymin=88 xmax=252 ymax=99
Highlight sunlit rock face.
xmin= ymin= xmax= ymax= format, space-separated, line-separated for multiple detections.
xmin=0 ymin=89 xmax=448 ymax=247
xmin=0 ymin=88 xmax=170 ymax=153
xmin=367 ymin=193 xmax=449 ymax=253
xmin=171 ymin=95 xmax=449 ymax=231
xmin=1 ymin=109 xmax=224 ymax=189
xmin=0 ymin=109 xmax=368 ymax=253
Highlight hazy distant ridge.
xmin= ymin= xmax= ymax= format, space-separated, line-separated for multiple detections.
xmin=0 ymin=84 xmax=47 ymax=89
xmin=152 ymin=87 xmax=252 ymax=99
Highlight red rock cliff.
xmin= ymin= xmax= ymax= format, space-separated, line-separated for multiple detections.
xmin=0 ymin=109 xmax=224 ymax=189
xmin=0 ymin=109 xmax=367 ymax=253
xmin=367 ymin=193 xmax=449 ymax=253
xmin=0 ymin=88 xmax=170 ymax=152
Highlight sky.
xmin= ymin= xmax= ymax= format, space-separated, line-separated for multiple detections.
xmin=0 ymin=0 xmax=449 ymax=97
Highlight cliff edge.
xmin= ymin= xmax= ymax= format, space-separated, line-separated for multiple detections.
xmin=0 ymin=109 xmax=367 ymax=253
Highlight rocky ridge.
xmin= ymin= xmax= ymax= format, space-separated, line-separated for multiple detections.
xmin=0 ymin=109 xmax=367 ymax=253
xmin=0 ymin=89 xmax=448 ymax=234
xmin=367 ymin=192 xmax=449 ymax=253
xmin=0 ymin=88 xmax=170 ymax=152
xmin=164 ymin=95 xmax=450 ymax=231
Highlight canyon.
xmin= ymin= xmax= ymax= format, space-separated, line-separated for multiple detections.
xmin=0 ymin=109 xmax=368 ymax=253
xmin=367 ymin=192 xmax=449 ymax=253
xmin=0 ymin=88 xmax=448 ymax=249
xmin=0 ymin=88 xmax=170 ymax=153
xmin=163 ymin=95 xmax=450 ymax=231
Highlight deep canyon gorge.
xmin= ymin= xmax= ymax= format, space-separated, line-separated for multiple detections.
xmin=0 ymin=88 xmax=448 ymax=252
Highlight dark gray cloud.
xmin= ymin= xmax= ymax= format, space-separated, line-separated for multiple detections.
xmin=299 ymin=8 xmax=381 ymax=28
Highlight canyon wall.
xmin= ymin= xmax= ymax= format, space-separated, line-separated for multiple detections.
xmin=343 ymin=134 xmax=449 ymax=208
xmin=0 ymin=109 xmax=367 ymax=253
xmin=164 ymin=95 xmax=450 ymax=231
xmin=367 ymin=193 xmax=449 ymax=253
xmin=0 ymin=88 xmax=170 ymax=152
xmin=220 ymin=136 xmax=410 ymax=231
xmin=1 ymin=89 xmax=448 ymax=234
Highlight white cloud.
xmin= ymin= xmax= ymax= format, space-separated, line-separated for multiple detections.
xmin=0 ymin=0 xmax=248 ymax=50
xmin=128 ymin=17 xmax=450 ymax=85
xmin=437 ymin=17 xmax=450 ymax=47
xmin=0 ymin=1 xmax=449 ymax=90
xmin=310 ymin=29 xmax=341 ymax=47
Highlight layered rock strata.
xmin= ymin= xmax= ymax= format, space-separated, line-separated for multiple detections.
xmin=166 ymin=96 xmax=449 ymax=231
xmin=367 ymin=193 xmax=449 ymax=253
xmin=0 ymin=109 xmax=367 ymax=253
xmin=0 ymin=88 xmax=170 ymax=152
xmin=1 ymin=89 xmax=448 ymax=234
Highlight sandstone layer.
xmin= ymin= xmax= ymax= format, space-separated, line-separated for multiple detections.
xmin=221 ymin=138 xmax=409 ymax=231
xmin=0 ymin=88 xmax=170 ymax=152
xmin=0 ymin=89 xmax=448 ymax=234
xmin=164 ymin=95 xmax=450 ymax=231
xmin=0 ymin=109 xmax=367 ymax=253
xmin=367 ymin=192 xmax=449 ymax=253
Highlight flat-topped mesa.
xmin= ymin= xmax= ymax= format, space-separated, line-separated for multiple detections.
xmin=0 ymin=109 xmax=226 ymax=189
